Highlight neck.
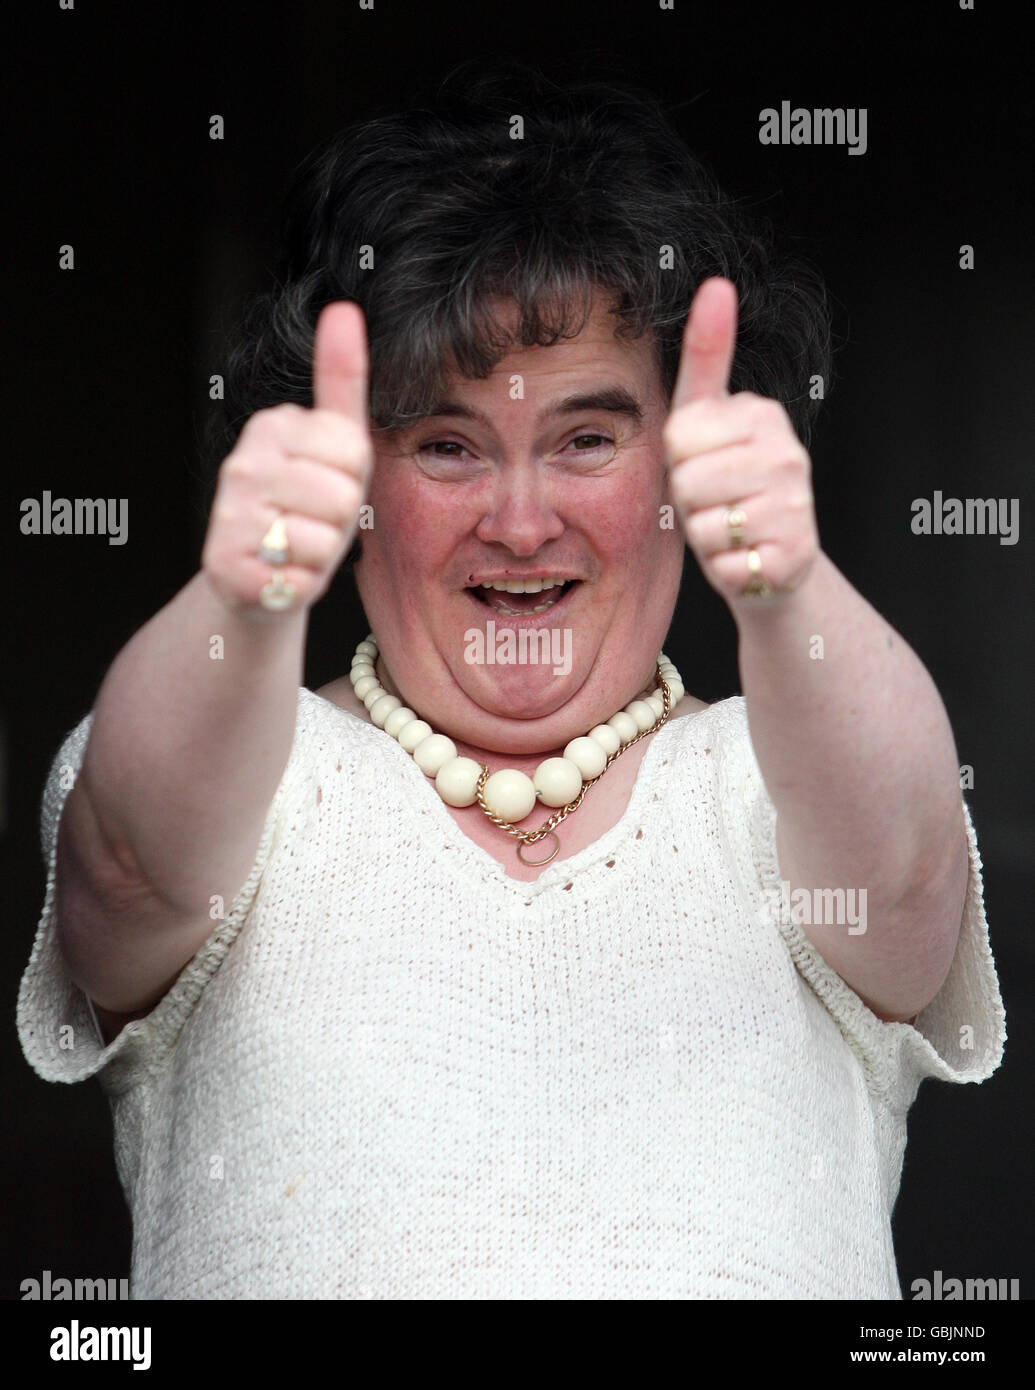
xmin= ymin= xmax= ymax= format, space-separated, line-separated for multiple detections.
xmin=373 ymin=655 xmax=661 ymax=777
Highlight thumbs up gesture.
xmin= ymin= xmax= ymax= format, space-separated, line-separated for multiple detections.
xmin=201 ymin=301 xmax=374 ymax=615
xmin=662 ymin=277 xmax=819 ymax=610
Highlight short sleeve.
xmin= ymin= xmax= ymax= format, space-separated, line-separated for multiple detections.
xmin=17 ymin=699 xmax=302 ymax=1094
xmin=716 ymin=697 xmax=1007 ymax=1108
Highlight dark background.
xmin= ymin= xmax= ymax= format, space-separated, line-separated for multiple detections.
xmin=5 ymin=0 xmax=1031 ymax=1300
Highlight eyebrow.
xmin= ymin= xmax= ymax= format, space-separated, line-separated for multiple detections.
xmin=416 ymin=385 xmax=644 ymax=428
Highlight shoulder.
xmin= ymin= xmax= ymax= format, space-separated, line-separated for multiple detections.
xmin=297 ymin=682 xmax=375 ymax=749
xmin=303 ymin=679 xmax=368 ymax=721
xmin=313 ymin=676 xmax=357 ymax=709
xmin=659 ymin=694 xmax=758 ymax=803
xmin=667 ymin=692 xmax=749 ymax=745
xmin=670 ymin=692 xmax=709 ymax=719
xmin=307 ymin=677 xmax=380 ymax=733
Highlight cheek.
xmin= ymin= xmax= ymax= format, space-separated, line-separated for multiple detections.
xmin=579 ymin=456 xmax=669 ymax=556
xmin=366 ymin=466 xmax=474 ymax=572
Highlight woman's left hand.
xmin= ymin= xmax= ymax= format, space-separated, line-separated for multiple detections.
xmin=662 ymin=276 xmax=821 ymax=612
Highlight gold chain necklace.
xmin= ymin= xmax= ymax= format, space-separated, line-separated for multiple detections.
xmin=349 ymin=639 xmax=685 ymax=865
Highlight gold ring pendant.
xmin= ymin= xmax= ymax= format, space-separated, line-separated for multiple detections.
xmin=516 ymin=831 xmax=560 ymax=866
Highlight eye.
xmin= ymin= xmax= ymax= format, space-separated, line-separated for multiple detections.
xmin=419 ymin=440 xmax=469 ymax=457
xmin=413 ymin=437 xmax=485 ymax=480
xmin=560 ymin=433 xmax=616 ymax=465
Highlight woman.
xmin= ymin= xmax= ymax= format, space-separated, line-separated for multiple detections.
xmin=18 ymin=66 xmax=1005 ymax=1299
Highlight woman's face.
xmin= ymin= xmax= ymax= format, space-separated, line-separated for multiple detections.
xmin=355 ymin=293 xmax=685 ymax=756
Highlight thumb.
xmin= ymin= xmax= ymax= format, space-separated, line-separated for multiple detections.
xmin=670 ymin=276 xmax=738 ymax=409
xmin=313 ymin=300 xmax=369 ymax=421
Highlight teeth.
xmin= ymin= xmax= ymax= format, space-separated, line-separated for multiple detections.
xmin=480 ymin=576 xmax=566 ymax=594
xmin=495 ymin=597 xmax=561 ymax=615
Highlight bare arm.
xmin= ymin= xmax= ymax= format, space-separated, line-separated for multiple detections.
xmin=55 ymin=302 xmax=373 ymax=1018
xmin=735 ymin=553 xmax=968 ymax=1023
xmin=665 ymin=279 xmax=967 ymax=1024
xmin=56 ymin=574 xmax=307 ymax=1015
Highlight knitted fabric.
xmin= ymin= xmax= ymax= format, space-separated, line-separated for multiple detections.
xmin=18 ymin=687 xmax=1006 ymax=1299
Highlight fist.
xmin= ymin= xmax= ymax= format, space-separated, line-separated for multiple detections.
xmin=662 ymin=277 xmax=819 ymax=609
xmin=201 ymin=301 xmax=374 ymax=614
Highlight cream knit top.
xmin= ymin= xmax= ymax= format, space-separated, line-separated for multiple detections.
xmin=18 ymin=686 xmax=1006 ymax=1300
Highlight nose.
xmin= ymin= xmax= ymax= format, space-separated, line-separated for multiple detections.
xmin=474 ymin=463 xmax=566 ymax=555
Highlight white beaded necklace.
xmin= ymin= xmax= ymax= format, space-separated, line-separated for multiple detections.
xmin=349 ymin=635 xmax=685 ymax=865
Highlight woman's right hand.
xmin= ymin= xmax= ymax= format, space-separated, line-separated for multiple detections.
xmin=201 ymin=300 xmax=374 ymax=615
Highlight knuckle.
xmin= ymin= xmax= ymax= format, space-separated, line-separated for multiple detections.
xmin=208 ymin=499 xmax=238 ymax=532
xmin=763 ymin=397 xmax=793 ymax=430
xmin=222 ymin=449 xmax=260 ymax=485
xmin=683 ymin=511 xmax=708 ymax=548
xmin=663 ymin=405 xmax=697 ymax=451
xmin=315 ymin=529 xmax=348 ymax=571
xmin=329 ymin=477 xmax=364 ymax=529
xmin=338 ymin=424 xmax=374 ymax=467
xmin=340 ymin=421 xmax=374 ymax=463
xmin=776 ymin=449 xmax=807 ymax=478
xmin=298 ymin=571 xmax=328 ymax=605
xmin=707 ymin=551 xmax=740 ymax=589
xmin=309 ymin=406 xmax=353 ymax=436
xmin=323 ymin=500 xmax=352 ymax=532
xmin=301 ymin=411 xmax=373 ymax=468
xmin=666 ymin=462 xmax=694 ymax=504
xmin=245 ymin=402 xmax=298 ymax=437
xmin=792 ymin=531 xmax=816 ymax=562
xmin=740 ymin=392 xmax=782 ymax=427
xmin=201 ymin=539 xmax=231 ymax=578
xmin=297 ymin=409 xmax=339 ymax=447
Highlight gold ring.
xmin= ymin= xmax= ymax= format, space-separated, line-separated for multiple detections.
xmin=258 ymin=515 xmax=290 ymax=565
xmin=516 ymin=831 xmax=560 ymax=866
xmin=724 ymin=506 xmax=747 ymax=548
xmin=259 ymin=570 xmax=298 ymax=612
xmin=741 ymin=548 xmax=772 ymax=599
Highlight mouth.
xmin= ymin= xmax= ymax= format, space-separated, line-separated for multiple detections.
xmin=464 ymin=578 xmax=580 ymax=619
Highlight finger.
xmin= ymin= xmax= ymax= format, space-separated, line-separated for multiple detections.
xmin=313 ymin=300 xmax=369 ymax=421
xmin=663 ymin=396 xmax=757 ymax=466
xmin=708 ymin=541 xmax=785 ymax=602
xmin=681 ymin=491 xmax=774 ymax=558
xmin=667 ymin=447 xmax=773 ymax=512
xmin=278 ymin=411 xmax=372 ymax=474
xmin=248 ymin=454 xmax=367 ymax=527
xmin=670 ymin=276 xmax=738 ymax=409
xmin=247 ymin=512 xmax=353 ymax=573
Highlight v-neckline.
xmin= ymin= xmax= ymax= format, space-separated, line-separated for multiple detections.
xmin=310 ymin=688 xmax=706 ymax=900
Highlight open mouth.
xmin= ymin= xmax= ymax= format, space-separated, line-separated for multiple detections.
xmin=465 ymin=579 xmax=579 ymax=617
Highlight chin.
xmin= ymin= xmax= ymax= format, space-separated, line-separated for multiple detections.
xmin=457 ymin=663 xmax=580 ymax=721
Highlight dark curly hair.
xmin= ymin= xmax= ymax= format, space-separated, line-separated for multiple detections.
xmin=212 ymin=60 xmax=832 ymax=514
